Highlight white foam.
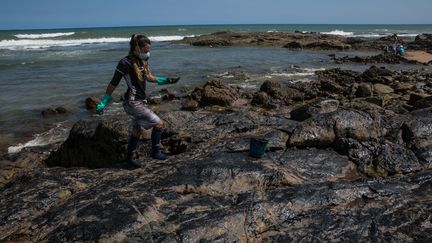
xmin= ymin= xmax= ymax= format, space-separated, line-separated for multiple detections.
xmin=148 ymin=35 xmax=194 ymax=42
xmin=271 ymin=72 xmax=315 ymax=77
xmin=238 ymin=84 xmax=257 ymax=89
xmin=269 ymin=68 xmax=325 ymax=78
xmin=289 ymin=78 xmax=314 ymax=84
xmin=14 ymin=32 xmax=75 ymax=39
xmin=8 ymin=123 xmax=70 ymax=154
xmin=321 ymin=30 xmax=419 ymax=38
xmin=355 ymin=34 xmax=385 ymax=38
xmin=0 ymin=37 xmax=129 ymax=50
xmin=0 ymin=34 xmax=196 ymax=50
xmin=322 ymin=30 xmax=355 ymax=36
xmin=302 ymin=68 xmax=326 ymax=72
xmin=397 ymin=34 xmax=419 ymax=37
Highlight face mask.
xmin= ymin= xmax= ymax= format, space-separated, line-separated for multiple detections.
xmin=138 ymin=51 xmax=150 ymax=61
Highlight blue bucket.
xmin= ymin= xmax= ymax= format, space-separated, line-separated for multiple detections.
xmin=249 ymin=138 xmax=269 ymax=158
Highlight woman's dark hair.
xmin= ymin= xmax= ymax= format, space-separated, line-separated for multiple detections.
xmin=129 ymin=34 xmax=151 ymax=54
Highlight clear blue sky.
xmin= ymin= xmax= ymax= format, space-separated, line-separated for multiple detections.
xmin=1 ymin=0 xmax=431 ymax=30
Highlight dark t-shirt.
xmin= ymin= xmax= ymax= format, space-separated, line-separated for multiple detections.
xmin=109 ymin=56 xmax=148 ymax=100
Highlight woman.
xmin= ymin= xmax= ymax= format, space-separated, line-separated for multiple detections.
xmin=96 ymin=34 xmax=180 ymax=167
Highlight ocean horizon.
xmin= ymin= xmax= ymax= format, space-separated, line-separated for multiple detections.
xmin=2 ymin=23 xmax=432 ymax=31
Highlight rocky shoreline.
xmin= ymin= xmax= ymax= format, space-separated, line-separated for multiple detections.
xmin=331 ymin=53 xmax=432 ymax=65
xmin=181 ymin=31 xmax=432 ymax=66
xmin=1 ymin=63 xmax=432 ymax=241
xmin=181 ymin=31 xmax=432 ymax=52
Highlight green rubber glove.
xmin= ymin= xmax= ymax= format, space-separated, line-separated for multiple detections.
xmin=96 ymin=94 xmax=113 ymax=112
xmin=156 ymin=76 xmax=180 ymax=85
xmin=156 ymin=76 xmax=168 ymax=85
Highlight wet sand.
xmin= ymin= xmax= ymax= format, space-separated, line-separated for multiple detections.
xmin=404 ymin=50 xmax=432 ymax=64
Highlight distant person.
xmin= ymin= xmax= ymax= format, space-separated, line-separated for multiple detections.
xmin=96 ymin=34 xmax=180 ymax=167
xmin=385 ymin=34 xmax=399 ymax=55
xmin=391 ymin=34 xmax=399 ymax=44
xmin=385 ymin=44 xmax=396 ymax=55
xmin=397 ymin=44 xmax=405 ymax=56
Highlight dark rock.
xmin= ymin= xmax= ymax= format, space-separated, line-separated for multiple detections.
xmin=162 ymin=93 xmax=178 ymax=101
xmin=334 ymin=54 xmax=421 ymax=65
xmin=364 ymin=96 xmax=391 ymax=107
xmin=290 ymin=98 xmax=339 ymax=121
xmin=394 ymin=82 xmax=415 ymax=93
xmin=410 ymin=34 xmax=432 ymax=52
xmin=85 ymin=96 xmax=100 ymax=111
xmin=263 ymin=130 xmax=290 ymax=151
xmin=287 ymin=80 xmax=320 ymax=100
xmin=304 ymin=40 xmax=351 ymax=50
xmin=359 ymin=66 xmax=395 ymax=84
xmin=334 ymin=138 xmax=375 ymax=174
xmin=288 ymin=109 xmax=384 ymax=148
xmin=283 ymin=40 xmax=351 ymax=50
xmin=317 ymin=68 xmax=359 ymax=82
xmin=316 ymin=69 xmax=359 ymax=97
xmin=373 ymin=140 xmax=422 ymax=176
xmin=2 ymin=166 xmax=431 ymax=242
xmin=251 ymin=91 xmax=271 ymax=106
xmin=0 ymin=148 xmax=49 ymax=187
xmin=284 ymin=41 xmax=303 ymax=49
xmin=45 ymin=118 xmax=130 ymax=168
xmin=55 ymin=107 xmax=68 ymax=114
xmin=335 ymin=138 xmax=423 ymax=176
xmin=181 ymin=99 xmax=199 ymax=111
xmin=342 ymin=99 xmax=386 ymax=114
xmin=41 ymin=106 xmax=69 ymax=117
xmin=148 ymin=95 xmax=163 ymax=105
xmin=277 ymin=148 xmax=357 ymax=183
xmin=158 ymin=89 xmax=178 ymax=101
xmin=162 ymin=130 xmax=191 ymax=155
xmin=355 ymin=83 xmax=373 ymax=97
xmin=407 ymin=93 xmax=429 ymax=106
xmin=180 ymin=31 xmax=418 ymax=53
xmin=373 ymin=83 xmax=394 ymax=95
xmin=190 ymin=80 xmax=240 ymax=107
xmin=41 ymin=107 xmax=57 ymax=117
xmin=191 ymin=39 xmax=232 ymax=47
xmin=401 ymin=109 xmax=432 ymax=165
xmin=320 ymin=81 xmax=348 ymax=99
xmin=412 ymin=95 xmax=432 ymax=110
xmin=259 ymin=80 xmax=304 ymax=102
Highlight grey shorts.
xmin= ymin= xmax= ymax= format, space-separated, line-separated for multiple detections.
xmin=123 ymin=100 xmax=161 ymax=130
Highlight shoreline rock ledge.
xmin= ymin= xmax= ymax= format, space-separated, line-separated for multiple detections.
xmin=1 ymin=71 xmax=432 ymax=241
xmin=180 ymin=31 xmax=431 ymax=52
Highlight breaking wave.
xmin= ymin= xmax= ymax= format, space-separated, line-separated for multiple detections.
xmin=14 ymin=32 xmax=76 ymax=39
